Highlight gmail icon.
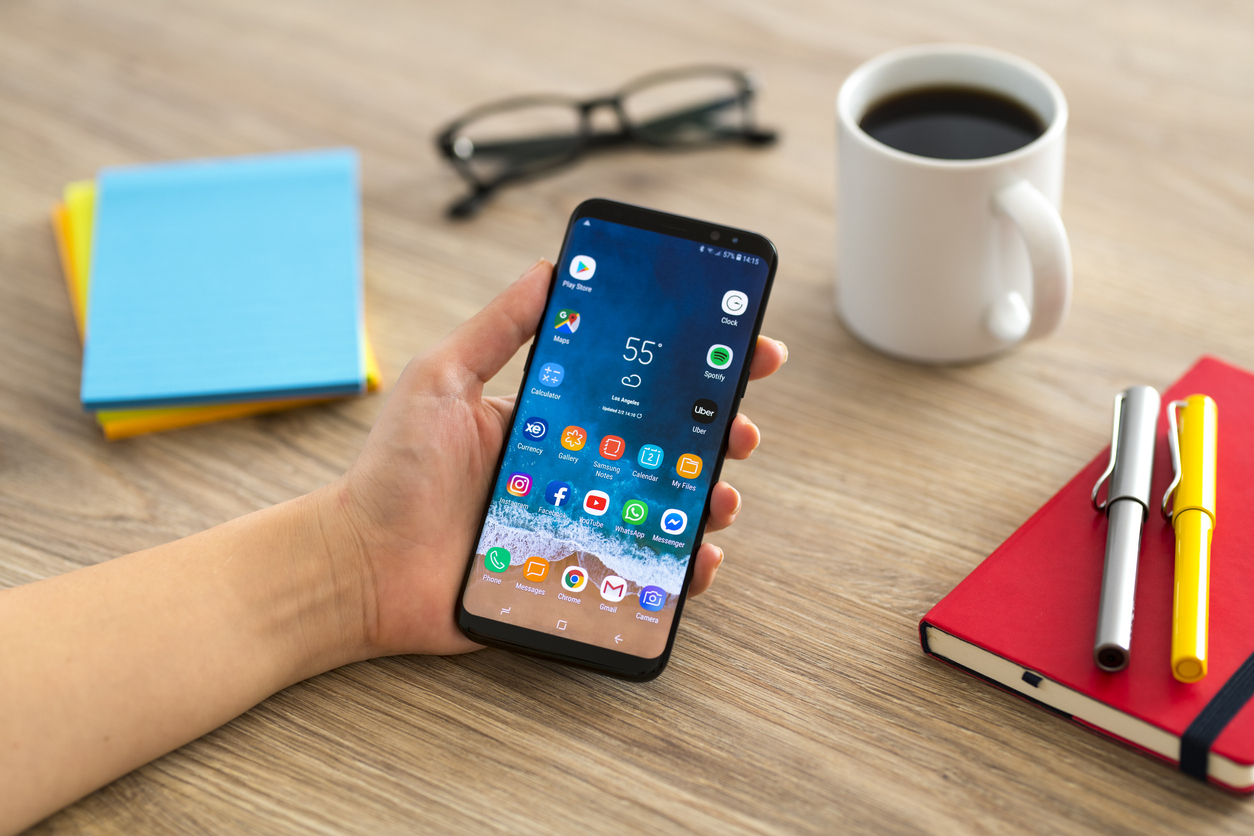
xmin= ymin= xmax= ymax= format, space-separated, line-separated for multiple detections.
xmin=599 ymin=575 xmax=628 ymax=603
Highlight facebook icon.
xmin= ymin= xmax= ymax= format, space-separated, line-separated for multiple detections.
xmin=544 ymin=480 xmax=574 ymax=507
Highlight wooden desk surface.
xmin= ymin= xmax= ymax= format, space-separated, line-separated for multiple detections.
xmin=3 ymin=0 xmax=1254 ymax=832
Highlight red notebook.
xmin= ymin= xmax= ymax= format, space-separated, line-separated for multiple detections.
xmin=921 ymin=356 xmax=1254 ymax=791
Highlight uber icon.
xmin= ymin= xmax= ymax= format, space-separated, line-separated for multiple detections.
xmin=691 ymin=398 xmax=718 ymax=425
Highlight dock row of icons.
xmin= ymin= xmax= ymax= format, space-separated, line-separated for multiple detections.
xmin=486 ymin=548 xmax=668 ymax=612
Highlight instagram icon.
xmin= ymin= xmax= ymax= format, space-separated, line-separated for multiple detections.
xmin=506 ymin=472 xmax=532 ymax=497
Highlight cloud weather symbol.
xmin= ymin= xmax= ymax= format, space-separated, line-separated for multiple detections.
xmin=621 ymin=374 xmax=642 ymax=388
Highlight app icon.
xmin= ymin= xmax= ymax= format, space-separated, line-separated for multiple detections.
xmin=721 ymin=290 xmax=749 ymax=316
xmin=561 ymin=426 xmax=587 ymax=451
xmin=600 ymin=435 xmax=625 ymax=460
xmin=524 ymin=557 xmax=549 ymax=582
xmin=554 ymin=309 xmax=581 ymax=334
xmin=570 ymin=255 xmax=596 ymax=281
xmin=676 ymin=453 xmax=703 ymax=480
xmin=583 ymin=490 xmax=609 ymax=516
xmin=706 ymin=344 xmax=733 ymax=370
xmin=660 ymin=509 xmax=688 ymax=536
xmin=692 ymin=399 xmax=718 ymax=424
xmin=637 ymin=444 xmax=664 ymax=470
xmin=506 ymin=472 xmax=532 ymax=497
xmin=600 ymin=575 xmax=628 ymax=603
xmin=562 ymin=565 xmax=589 ymax=593
xmin=539 ymin=362 xmax=565 ymax=386
xmin=639 ymin=585 xmax=667 ymax=612
xmin=522 ymin=416 xmax=548 ymax=441
xmin=622 ymin=499 xmax=648 ymax=525
xmin=485 ymin=546 xmax=511 ymax=573
xmin=544 ymin=480 xmax=574 ymax=506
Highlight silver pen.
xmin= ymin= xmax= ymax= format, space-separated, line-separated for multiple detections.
xmin=1090 ymin=385 xmax=1160 ymax=672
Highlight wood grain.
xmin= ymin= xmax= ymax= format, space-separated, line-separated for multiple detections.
xmin=3 ymin=0 xmax=1254 ymax=832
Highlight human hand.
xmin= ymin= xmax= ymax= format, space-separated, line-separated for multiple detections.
xmin=325 ymin=259 xmax=787 ymax=658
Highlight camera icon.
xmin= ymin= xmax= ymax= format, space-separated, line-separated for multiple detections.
xmin=639 ymin=585 xmax=667 ymax=612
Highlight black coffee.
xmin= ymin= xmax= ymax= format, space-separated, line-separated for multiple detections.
xmin=859 ymin=86 xmax=1045 ymax=160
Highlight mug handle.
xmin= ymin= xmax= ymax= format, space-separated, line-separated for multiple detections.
xmin=987 ymin=180 xmax=1073 ymax=343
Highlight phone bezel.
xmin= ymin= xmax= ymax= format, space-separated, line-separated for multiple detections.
xmin=455 ymin=197 xmax=778 ymax=680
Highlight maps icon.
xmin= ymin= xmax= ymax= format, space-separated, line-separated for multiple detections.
xmin=554 ymin=309 xmax=580 ymax=334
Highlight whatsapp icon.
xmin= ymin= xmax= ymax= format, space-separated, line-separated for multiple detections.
xmin=622 ymin=499 xmax=649 ymax=525
xmin=485 ymin=546 xmax=511 ymax=573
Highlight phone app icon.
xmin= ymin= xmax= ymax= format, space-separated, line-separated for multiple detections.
xmin=562 ymin=565 xmax=589 ymax=592
xmin=506 ymin=472 xmax=532 ymax=497
xmin=660 ymin=509 xmax=688 ymax=536
xmin=639 ymin=585 xmax=667 ymax=612
xmin=706 ymin=344 xmax=733 ymax=370
xmin=600 ymin=435 xmax=625 ymax=460
xmin=676 ymin=453 xmax=703 ymax=480
xmin=637 ymin=444 xmax=664 ymax=470
xmin=721 ymin=290 xmax=749 ymax=316
xmin=622 ymin=499 xmax=648 ymax=525
xmin=570 ymin=255 xmax=596 ymax=281
xmin=583 ymin=490 xmax=609 ymax=516
xmin=600 ymin=575 xmax=628 ymax=603
xmin=692 ymin=399 xmax=718 ymax=424
xmin=554 ymin=309 xmax=581 ymax=334
xmin=539 ymin=362 xmax=564 ymax=387
xmin=485 ymin=546 xmax=511 ymax=573
xmin=561 ymin=426 xmax=587 ymax=451
xmin=544 ymin=480 xmax=574 ymax=506
xmin=524 ymin=557 xmax=549 ymax=582
xmin=522 ymin=417 xmax=548 ymax=441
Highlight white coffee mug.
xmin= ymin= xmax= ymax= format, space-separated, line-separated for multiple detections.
xmin=836 ymin=44 xmax=1071 ymax=363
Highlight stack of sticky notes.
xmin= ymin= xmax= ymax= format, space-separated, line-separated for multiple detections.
xmin=51 ymin=149 xmax=381 ymax=439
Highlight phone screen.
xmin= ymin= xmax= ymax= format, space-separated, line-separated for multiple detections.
xmin=459 ymin=200 xmax=775 ymax=676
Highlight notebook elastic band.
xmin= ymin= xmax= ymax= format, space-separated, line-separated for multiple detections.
xmin=1180 ymin=650 xmax=1254 ymax=779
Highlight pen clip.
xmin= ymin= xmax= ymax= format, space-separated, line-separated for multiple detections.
xmin=1091 ymin=392 xmax=1125 ymax=513
xmin=1161 ymin=399 xmax=1187 ymax=521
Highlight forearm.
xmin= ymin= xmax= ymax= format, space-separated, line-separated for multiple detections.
xmin=0 ymin=486 xmax=368 ymax=834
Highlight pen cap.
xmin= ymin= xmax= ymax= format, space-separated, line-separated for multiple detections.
xmin=1108 ymin=385 xmax=1160 ymax=509
xmin=1173 ymin=394 xmax=1218 ymax=521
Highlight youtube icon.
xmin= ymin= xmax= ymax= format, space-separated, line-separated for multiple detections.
xmin=583 ymin=489 xmax=609 ymax=516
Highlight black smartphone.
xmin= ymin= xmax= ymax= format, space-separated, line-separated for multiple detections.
xmin=456 ymin=198 xmax=777 ymax=680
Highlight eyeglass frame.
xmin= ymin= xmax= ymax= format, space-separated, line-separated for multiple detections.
xmin=434 ymin=65 xmax=777 ymax=218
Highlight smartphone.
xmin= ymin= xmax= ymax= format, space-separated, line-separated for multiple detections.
xmin=456 ymin=198 xmax=777 ymax=680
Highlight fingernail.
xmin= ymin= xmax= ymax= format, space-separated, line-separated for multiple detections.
xmin=775 ymin=339 xmax=789 ymax=361
xmin=522 ymin=257 xmax=549 ymax=276
xmin=714 ymin=546 xmax=725 ymax=568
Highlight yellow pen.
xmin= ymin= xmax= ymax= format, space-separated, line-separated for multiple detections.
xmin=1162 ymin=394 xmax=1218 ymax=683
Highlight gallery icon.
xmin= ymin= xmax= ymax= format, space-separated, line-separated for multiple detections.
xmin=522 ymin=416 xmax=548 ymax=441
xmin=553 ymin=309 xmax=581 ymax=334
xmin=660 ymin=509 xmax=688 ymax=536
xmin=561 ymin=426 xmax=587 ymax=451
xmin=524 ymin=557 xmax=549 ymax=582
xmin=506 ymin=472 xmax=532 ymax=497
xmin=639 ymin=586 xmax=667 ymax=612
xmin=691 ymin=399 xmax=718 ymax=424
xmin=485 ymin=546 xmax=511 ymax=573
xmin=544 ymin=480 xmax=574 ymax=506
xmin=622 ymin=499 xmax=649 ymax=525
xmin=636 ymin=444 xmax=664 ymax=470
xmin=676 ymin=453 xmax=703 ymax=480
xmin=583 ymin=490 xmax=609 ymax=516
xmin=562 ymin=565 xmax=589 ymax=593
xmin=600 ymin=575 xmax=628 ymax=603
xmin=721 ymin=290 xmax=748 ymax=316
xmin=538 ymin=362 xmax=565 ymax=387
xmin=599 ymin=435 xmax=625 ymax=460
xmin=706 ymin=344 xmax=733 ymax=370
xmin=569 ymin=255 xmax=596 ymax=281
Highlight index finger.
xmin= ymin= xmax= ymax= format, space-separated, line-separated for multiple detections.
xmin=748 ymin=336 xmax=788 ymax=380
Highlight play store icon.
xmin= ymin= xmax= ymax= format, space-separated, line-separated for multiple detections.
xmin=569 ymin=255 xmax=596 ymax=281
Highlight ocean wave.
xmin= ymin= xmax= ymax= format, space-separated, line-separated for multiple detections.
xmin=476 ymin=500 xmax=687 ymax=594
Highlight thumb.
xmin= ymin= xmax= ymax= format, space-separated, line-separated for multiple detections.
xmin=434 ymin=259 xmax=552 ymax=388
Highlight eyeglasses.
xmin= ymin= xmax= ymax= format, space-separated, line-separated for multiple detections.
xmin=435 ymin=66 xmax=778 ymax=218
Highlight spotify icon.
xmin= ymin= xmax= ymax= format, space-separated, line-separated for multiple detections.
xmin=706 ymin=344 xmax=733 ymax=370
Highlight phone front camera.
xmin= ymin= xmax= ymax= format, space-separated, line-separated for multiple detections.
xmin=710 ymin=231 xmax=720 ymax=240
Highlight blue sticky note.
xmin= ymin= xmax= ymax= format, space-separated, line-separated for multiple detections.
xmin=81 ymin=149 xmax=365 ymax=410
